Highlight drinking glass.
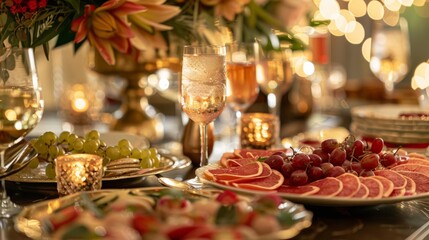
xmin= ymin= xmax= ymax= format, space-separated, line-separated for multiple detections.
xmin=370 ymin=17 xmax=410 ymax=95
xmin=257 ymin=47 xmax=294 ymax=118
xmin=180 ymin=45 xmax=226 ymax=185
xmin=226 ymin=42 xmax=260 ymax=147
xmin=0 ymin=47 xmax=43 ymax=217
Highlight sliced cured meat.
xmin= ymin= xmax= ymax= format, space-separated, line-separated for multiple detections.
xmin=402 ymin=175 xmax=416 ymax=196
xmin=370 ymin=176 xmax=394 ymax=198
xmin=220 ymin=157 xmax=258 ymax=168
xmin=219 ymin=152 xmax=238 ymax=167
xmin=335 ymin=173 xmax=361 ymax=197
xmin=233 ymin=149 xmax=291 ymax=159
xmin=390 ymin=188 xmax=406 ymax=197
xmin=277 ymin=185 xmax=320 ymax=196
xmin=407 ymin=153 xmax=428 ymax=159
xmin=204 ymin=162 xmax=263 ymax=181
xmin=392 ymin=164 xmax=429 ymax=176
xmin=374 ymin=169 xmax=407 ymax=190
xmin=396 ymin=171 xmax=429 ymax=194
xmin=359 ymin=177 xmax=383 ymax=199
xmin=352 ymin=183 xmax=369 ymax=199
xmin=406 ymin=158 xmax=429 ymax=166
xmin=218 ymin=163 xmax=272 ymax=185
xmin=232 ymin=170 xmax=284 ymax=191
xmin=308 ymin=177 xmax=343 ymax=197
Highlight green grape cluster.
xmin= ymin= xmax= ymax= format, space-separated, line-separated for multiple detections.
xmin=29 ymin=130 xmax=161 ymax=179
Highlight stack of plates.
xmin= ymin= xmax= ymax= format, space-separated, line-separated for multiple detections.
xmin=351 ymin=104 xmax=429 ymax=149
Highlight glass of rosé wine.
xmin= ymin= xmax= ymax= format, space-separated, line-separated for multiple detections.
xmin=257 ymin=46 xmax=294 ymax=119
xmin=225 ymin=42 xmax=260 ymax=147
xmin=180 ymin=45 xmax=227 ymax=186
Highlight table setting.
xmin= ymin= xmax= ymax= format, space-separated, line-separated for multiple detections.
xmin=2 ymin=0 xmax=429 ymax=240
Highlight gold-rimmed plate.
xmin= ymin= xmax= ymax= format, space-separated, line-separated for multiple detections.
xmin=196 ymin=162 xmax=429 ymax=207
xmin=6 ymin=153 xmax=191 ymax=183
xmin=15 ymin=187 xmax=312 ymax=240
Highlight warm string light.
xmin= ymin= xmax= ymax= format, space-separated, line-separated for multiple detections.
xmin=411 ymin=61 xmax=429 ymax=90
xmin=312 ymin=0 xmax=428 ymax=62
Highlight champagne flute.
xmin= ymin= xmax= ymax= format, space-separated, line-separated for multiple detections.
xmin=257 ymin=47 xmax=294 ymax=118
xmin=370 ymin=17 xmax=410 ymax=96
xmin=0 ymin=47 xmax=43 ymax=217
xmin=180 ymin=45 xmax=226 ymax=185
xmin=226 ymin=42 xmax=260 ymax=147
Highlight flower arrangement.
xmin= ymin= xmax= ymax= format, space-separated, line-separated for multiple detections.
xmin=0 ymin=0 xmax=307 ymax=65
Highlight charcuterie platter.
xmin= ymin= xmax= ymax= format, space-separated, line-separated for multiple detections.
xmin=196 ymin=138 xmax=429 ymax=207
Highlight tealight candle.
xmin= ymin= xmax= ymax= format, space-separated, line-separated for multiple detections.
xmin=240 ymin=113 xmax=279 ymax=149
xmin=55 ymin=154 xmax=103 ymax=196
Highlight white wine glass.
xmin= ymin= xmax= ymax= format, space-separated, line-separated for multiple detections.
xmin=180 ymin=45 xmax=226 ymax=186
xmin=370 ymin=17 xmax=410 ymax=96
xmin=0 ymin=47 xmax=43 ymax=217
xmin=257 ymin=46 xmax=294 ymax=118
xmin=226 ymin=42 xmax=260 ymax=148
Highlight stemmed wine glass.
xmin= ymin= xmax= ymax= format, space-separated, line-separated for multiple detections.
xmin=0 ymin=47 xmax=43 ymax=217
xmin=225 ymin=42 xmax=260 ymax=148
xmin=370 ymin=17 xmax=410 ymax=96
xmin=180 ymin=45 xmax=226 ymax=185
xmin=257 ymin=46 xmax=294 ymax=118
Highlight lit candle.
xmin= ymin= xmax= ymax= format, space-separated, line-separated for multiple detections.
xmin=240 ymin=113 xmax=279 ymax=150
xmin=55 ymin=154 xmax=103 ymax=196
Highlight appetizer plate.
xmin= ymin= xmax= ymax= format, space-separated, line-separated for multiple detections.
xmin=195 ymin=163 xmax=429 ymax=207
xmin=15 ymin=187 xmax=313 ymax=240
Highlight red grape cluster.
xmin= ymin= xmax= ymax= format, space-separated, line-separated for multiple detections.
xmin=263 ymin=137 xmax=402 ymax=186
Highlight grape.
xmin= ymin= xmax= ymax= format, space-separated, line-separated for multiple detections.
xmin=360 ymin=153 xmax=380 ymax=170
xmin=141 ymin=149 xmax=150 ymax=159
xmin=33 ymin=139 xmax=48 ymax=154
xmin=72 ymin=138 xmax=84 ymax=151
xmin=307 ymin=166 xmax=323 ymax=181
xmin=48 ymin=145 xmax=59 ymax=158
xmin=308 ymin=154 xmax=322 ymax=166
xmin=321 ymin=139 xmax=339 ymax=154
xmin=140 ymin=157 xmax=153 ymax=168
xmin=42 ymin=131 xmax=57 ymax=145
xmin=360 ymin=170 xmax=375 ymax=177
xmin=264 ymin=155 xmax=284 ymax=171
xmin=67 ymin=134 xmax=79 ymax=144
xmin=28 ymin=157 xmax=39 ymax=169
xmin=149 ymin=148 xmax=158 ymax=157
xmin=350 ymin=161 xmax=363 ymax=174
xmin=106 ymin=146 xmax=121 ymax=160
xmin=58 ymin=131 xmax=71 ymax=143
xmin=370 ymin=138 xmax=384 ymax=154
xmin=320 ymin=162 xmax=334 ymax=175
xmin=352 ymin=140 xmax=365 ymax=158
xmin=312 ymin=149 xmax=330 ymax=163
xmin=45 ymin=163 xmax=56 ymax=179
xmin=325 ymin=166 xmax=345 ymax=177
xmin=86 ymin=130 xmax=100 ymax=140
xmin=131 ymin=148 xmax=142 ymax=159
xmin=118 ymin=139 xmax=133 ymax=149
xmin=291 ymin=153 xmax=311 ymax=170
xmin=342 ymin=160 xmax=351 ymax=171
xmin=380 ymin=153 xmax=397 ymax=167
xmin=280 ymin=162 xmax=294 ymax=178
xmin=289 ymin=170 xmax=308 ymax=186
xmin=330 ymin=147 xmax=346 ymax=166
xmin=120 ymin=146 xmax=132 ymax=158
xmin=84 ymin=139 xmax=99 ymax=154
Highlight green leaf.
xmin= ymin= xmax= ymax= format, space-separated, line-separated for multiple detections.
xmin=215 ymin=205 xmax=238 ymax=226
xmin=32 ymin=17 xmax=72 ymax=48
xmin=64 ymin=0 xmax=82 ymax=13
xmin=61 ymin=224 xmax=100 ymax=239
xmin=54 ymin=30 xmax=76 ymax=48
xmin=43 ymin=43 xmax=50 ymax=61
xmin=0 ymin=13 xmax=13 ymax=43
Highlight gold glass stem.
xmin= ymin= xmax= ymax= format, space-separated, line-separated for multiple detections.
xmin=199 ymin=123 xmax=208 ymax=167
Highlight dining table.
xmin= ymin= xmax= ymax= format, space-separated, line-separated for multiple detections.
xmin=2 ymin=111 xmax=429 ymax=240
